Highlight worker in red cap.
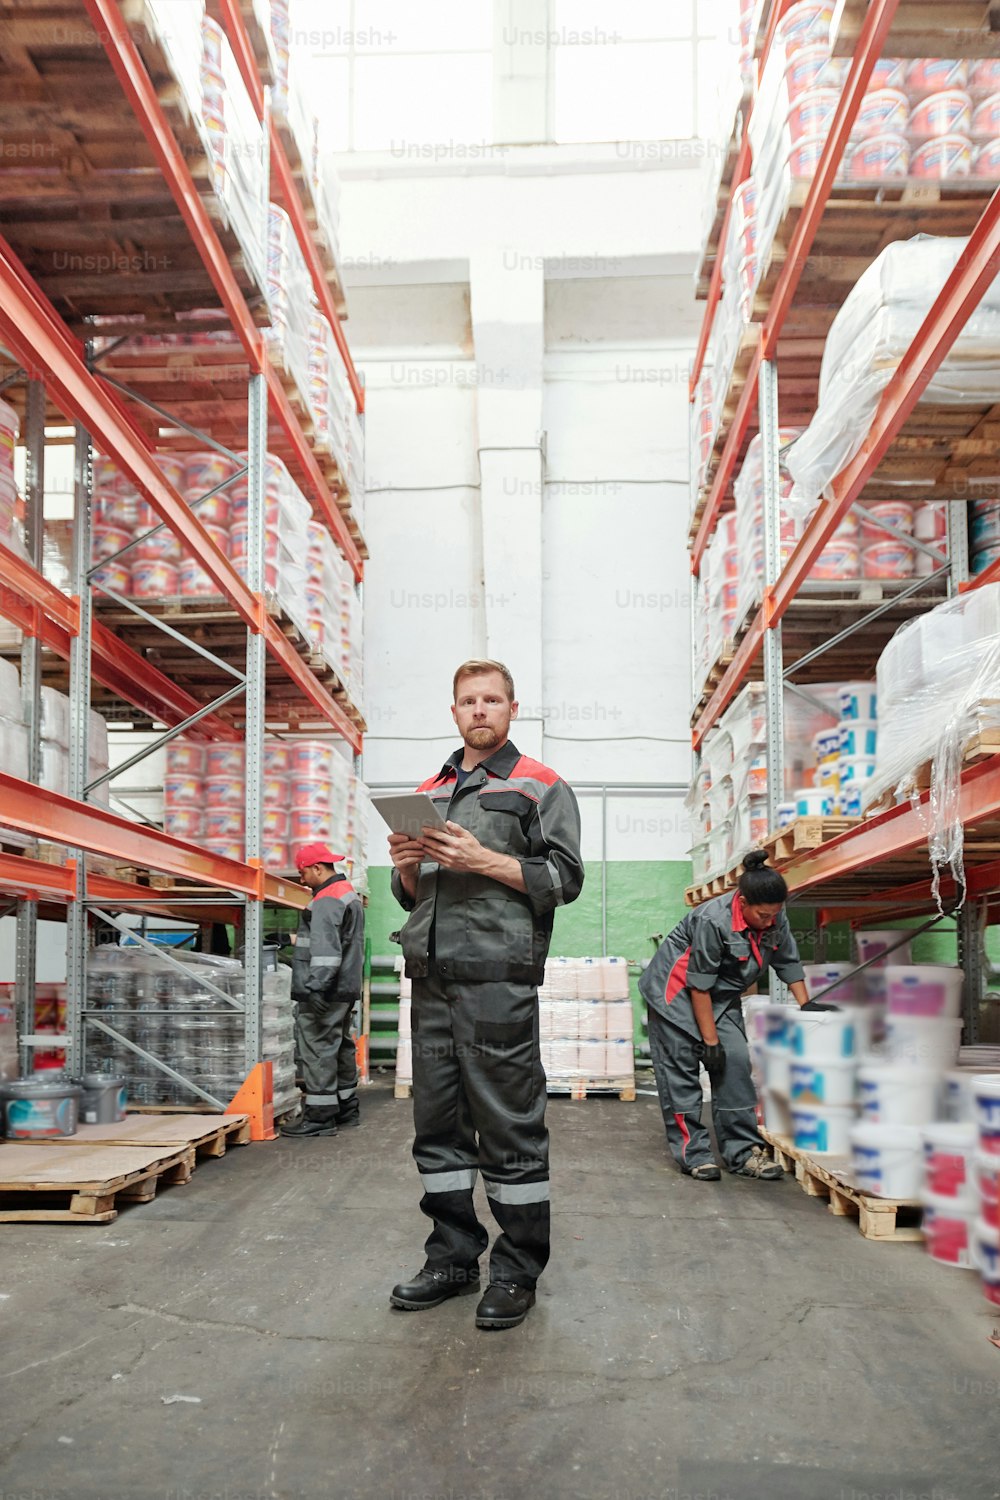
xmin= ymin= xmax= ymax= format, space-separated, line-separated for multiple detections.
xmin=281 ymin=842 xmax=365 ymax=1138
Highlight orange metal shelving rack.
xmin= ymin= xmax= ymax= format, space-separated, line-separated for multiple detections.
xmin=687 ymin=0 xmax=1000 ymax=1037
xmin=0 ymin=0 xmax=365 ymax=1109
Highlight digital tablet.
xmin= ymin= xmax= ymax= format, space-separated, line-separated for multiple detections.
xmin=371 ymin=792 xmax=450 ymax=838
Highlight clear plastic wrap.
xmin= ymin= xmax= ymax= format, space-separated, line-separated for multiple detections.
xmin=787 ymin=237 xmax=1000 ymax=515
xmin=864 ymin=584 xmax=1000 ymax=902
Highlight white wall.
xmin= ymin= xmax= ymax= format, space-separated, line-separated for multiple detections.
xmin=335 ymin=149 xmax=708 ymax=859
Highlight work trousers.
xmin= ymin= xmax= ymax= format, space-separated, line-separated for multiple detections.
xmin=294 ymin=991 xmax=358 ymax=1119
xmin=646 ymin=1003 xmax=763 ymax=1172
xmin=410 ymin=968 xmax=550 ymax=1288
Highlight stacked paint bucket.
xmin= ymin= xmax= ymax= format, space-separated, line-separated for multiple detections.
xmin=778 ymin=680 xmax=878 ymax=824
xmin=747 ymin=966 xmax=871 ymax=1150
xmin=914 ymin=1045 xmax=1000 ymax=1302
xmin=537 ymin=958 xmax=635 ymax=1085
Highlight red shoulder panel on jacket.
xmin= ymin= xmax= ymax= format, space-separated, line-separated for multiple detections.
xmin=315 ymin=880 xmax=355 ymax=902
xmin=510 ymin=754 xmax=561 ymax=786
xmin=416 ymin=771 xmax=454 ymax=793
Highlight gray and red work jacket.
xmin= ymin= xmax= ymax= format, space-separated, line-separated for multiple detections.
xmin=291 ymin=871 xmax=365 ymax=1006
xmin=391 ymin=740 xmax=584 ymax=985
xmin=639 ymin=889 xmax=804 ymax=1040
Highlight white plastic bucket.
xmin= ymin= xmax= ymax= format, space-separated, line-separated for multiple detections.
xmin=921 ymin=1123 xmax=978 ymax=1202
xmin=762 ymin=1087 xmax=793 ymax=1137
xmin=857 ymin=1063 xmax=941 ymax=1126
xmin=802 ymin=962 xmax=859 ymax=1005
xmin=974 ymin=1152 xmax=1000 ymax=1229
xmin=921 ymin=1189 xmax=976 ymax=1269
xmin=942 ymin=1068 xmax=1000 ymax=1123
xmin=764 ymin=1043 xmax=791 ymax=1098
xmin=762 ymin=1005 xmax=795 ymax=1049
xmin=793 ymin=1005 xmax=871 ymax=1060
xmin=838 ymin=682 xmax=877 ymax=720
xmin=883 ymin=1014 xmax=963 ymax=1068
xmin=855 ymin=929 xmax=911 ymax=967
xmin=850 ymin=1123 xmax=923 ymax=1198
xmin=886 ymin=964 xmax=963 ymax=1019
xmin=971 ymin=1218 xmax=1000 ymax=1306
xmin=972 ymin=1077 xmax=1000 ymax=1150
xmin=790 ymin=1055 xmax=857 ymax=1107
xmin=790 ymin=1102 xmax=855 ymax=1155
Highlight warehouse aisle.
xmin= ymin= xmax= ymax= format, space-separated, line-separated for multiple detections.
xmin=1 ymin=1086 xmax=997 ymax=1500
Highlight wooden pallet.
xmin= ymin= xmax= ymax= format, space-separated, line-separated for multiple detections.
xmin=0 ymin=1141 xmax=194 ymax=1224
xmin=866 ymin=731 xmax=1000 ymax=817
xmin=686 ymin=817 xmax=862 ymax=906
xmin=547 ymin=1075 xmax=637 ymax=1102
xmin=760 ymin=1128 xmax=923 ymax=1242
xmin=831 ymin=1 xmax=1000 ymax=57
xmin=29 ymin=1112 xmax=251 ymax=1157
xmin=393 ymin=1079 xmax=413 ymax=1100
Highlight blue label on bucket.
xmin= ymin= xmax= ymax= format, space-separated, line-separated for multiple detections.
xmin=6 ymin=1097 xmax=74 ymax=1137
xmin=976 ymin=1092 xmax=1000 ymax=1126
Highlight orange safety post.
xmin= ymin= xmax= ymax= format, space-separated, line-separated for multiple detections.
xmin=227 ymin=1060 xmax=277 ymax=1141
xmin=355 ymin=1033 xmax=369 ymax=1087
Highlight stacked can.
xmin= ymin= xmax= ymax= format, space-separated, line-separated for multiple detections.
xmin=177 ymin=450 xmax=238 ymax=597
xmin=290 ymin=740 xmax=337 ymax=853
xmin=203 ymin=741 xmax=246 ymax=860
xmin=91 ymin=454 xmax=153 ymax=596
xmin=263 ymin=741 xmax=292 ymax=870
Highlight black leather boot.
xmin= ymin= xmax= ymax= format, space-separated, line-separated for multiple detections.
xmin=389 ymin=1266 xmax=480 ymax=1310
xmin=475 ymin=1282 xmax=536 ymax=1330
xmin=279 ymin=1108 xmax=339 ymax=1138
xmin=336 ymin=1098 xmax=360 ymax=1129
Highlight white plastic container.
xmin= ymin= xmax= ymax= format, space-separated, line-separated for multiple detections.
xmin=974 ymin=1151 xmax=1000 ymax=1229
xmin=850 ymin=1122 xmax=923 ymax=1198
xmin=793 ymin=787 xmax=833 ymax=817
xmin=762 ymin=1087 xmax=793 ymax=1136
xmin=857 ymin=1062 xmax=941 ymax=1126
xmin=972 ymin=1077 xmax=1000 ymax=1152
xmin=838 ymin=720 xmax=878 ymax=757
xmin=793 ymin=1005 xmax=871 ymax=1059
xmin=885 ymin=964 xmax=963 ymax=1019
xmin=855 ymin=929 xmax=912 ymax=967
xmin=802 ymin=962 xmax=858 ymax=1006
xmin=764 ymin=1043 xmax=791 ymax=1098
xmin=944 ymin=1068 xmax=1000 ymax=1124
xmin=762 ymin=1005 xmax=795 ymax=1049
xmin=838 ymin=682 xmax=877 ymax=720
xmin=883 ymin=1014 xmax=963 ymax=1068
xmin=921 ymin=1189 xmax=976 ymax=1269
xmin=790 ymin=1102 xmax=855 ymax=1155
xmin=790 ymin=1055 xmax=857 ymax=1107
xmin=971 ymin=1218 xmax=1000 ymax=1307
xmin=921 ymin=1122 xmax=978 ymax=1202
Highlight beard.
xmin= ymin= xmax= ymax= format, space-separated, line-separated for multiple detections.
xmin=465 ymin=725 xmax=500 ymax=749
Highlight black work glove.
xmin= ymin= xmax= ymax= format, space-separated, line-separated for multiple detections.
xmin=801 ymin=999 xmax=840 ymax=1012
xmin=695 ymin=1040 xmax=727 ymax=1084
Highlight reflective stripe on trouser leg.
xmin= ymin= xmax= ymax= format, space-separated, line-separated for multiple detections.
xmin=646 ymin=1004 xmax=715 ymax=1170
xmin=411 ymin=972 xmax=489 ymax=1272
xmin=711 ymin=1007 xmax=766 ymax=1171
xmin=453 ymin=979 xmax=550 ymax=1289
xmin=295 ymin=992 xmax=353 ymax=1106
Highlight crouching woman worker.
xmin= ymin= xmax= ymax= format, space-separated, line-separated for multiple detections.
xmin=639 ymin=850 xmax=830 ymax=1182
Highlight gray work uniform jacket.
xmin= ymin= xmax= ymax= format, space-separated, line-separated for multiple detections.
xmin=638 ymin=890 xmax=805 ymax=1041
xmin=391 ymin=740 xmax=585 ymax=985
xmin=291 ymin=872 xmax=365 ymax=1007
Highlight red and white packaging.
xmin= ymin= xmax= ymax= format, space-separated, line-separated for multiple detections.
xmin=290 ymin=777 xmax=328 ymax=809
xmin=810 ymin=539 xmax=860 ymax=580
xmin=164 ymin=773 xmax=202 ymax=806
xmin=163 ymin=806 xmax=204 ymax=840
xmin=204 ymin=775 xmax=246 ymax=809
xmin=178 ymin=557 xmax=217 ymax=597
xmin=91 ymin=525 xmax=132 ymax=563
xmin=905 ymin=59 xmax=969 ymax=101
xmin=914 ymin=501 xmax=947 ymax=541
xmin=910 ymin=135 xmax=972 ymax=178
xmin=291 ymin=741 xmax=335 ymax=778
xmin=153 ymin=453 xmax=188 ymax=491
xmin=908 ymin=90 xmax=972 ymax=141
xmin=291 ymin=808 xmax=334 ymax=843
xmin=843 ymin=132 xmax=910 ymax=178
xmin=859 ymin=501 xmax=913 ymax=544
xmin=969 ymin=60 xmax=1000 ymax=99
xmin=185 ymin=450 xmax=239 ymax=497
xmin=203 ymin=839 xmax=245 ymax=862
xmin=91 ymin=561 xmax=131 ymax=596
xmin=166 ymin=741 xmax=205 ymax=777
xmin=972 ymin=93 xmax=1000 ymax=140
xmin=206 ymin=744 xmax=245 ymax=778
xmin=131 ymin=560 xmax=180 ymax=598
xmin=262 ymin=807 xmax=290 ymax=841
xmin=788 ymin=87 xmax=841 ymax=144
xmin=854 ymin=88 xmax=909 ymax=139
xmin=863 ymin=540 xmax=915 ymax=579
xmin=262 ymin=773 xmax=290 ymax=808
xmin=204 ymin=807 xmax=246 ymax=841
xmin=263 ymin=842 xmax=290 ymax=870
xmin=133 ymin=530 xmax=182 ymax=563
xmin=973 ymin=140 xmax=1000 ymax=177
xmin=264 ymin=743 xmax=292 ymax=774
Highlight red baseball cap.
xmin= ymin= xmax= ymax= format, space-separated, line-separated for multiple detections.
xmin=294 ymin=843 xmax=345 ymax=872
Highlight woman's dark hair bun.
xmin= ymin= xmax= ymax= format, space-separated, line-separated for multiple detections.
xmin=743 ymin=849 xmax=769 ymax=871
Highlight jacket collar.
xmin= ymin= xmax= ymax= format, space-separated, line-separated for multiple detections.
xmin=438 ymin=739 xmax=520 ymax=782
xmin=731 ymin=891 xmax=775 ymax=936
xmin=314 ymin=872 xmax=344 ymax=895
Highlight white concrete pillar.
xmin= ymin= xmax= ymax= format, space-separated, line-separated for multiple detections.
xmin=493 ymin=0 xmax=552 ymax=146
xmin=469 ymin=249 xmax=545 ymax=758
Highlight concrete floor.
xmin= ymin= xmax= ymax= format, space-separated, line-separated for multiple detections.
xmin=0 ymin=1084 xmax=998 ymax=1500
